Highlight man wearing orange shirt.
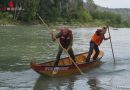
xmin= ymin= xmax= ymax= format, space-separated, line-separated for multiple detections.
xmin=86 ymin=27 xmax=110 ymax=62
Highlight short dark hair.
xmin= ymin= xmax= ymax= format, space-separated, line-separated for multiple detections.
xmin=103 ymin=27 xmax=107 ymax=29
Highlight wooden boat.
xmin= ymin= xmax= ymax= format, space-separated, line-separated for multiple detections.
xmin=30 ymin=51 xmax=104 ymax=77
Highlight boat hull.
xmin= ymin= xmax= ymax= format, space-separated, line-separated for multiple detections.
xmin=31 ymin=51 xmax=104 ymax=77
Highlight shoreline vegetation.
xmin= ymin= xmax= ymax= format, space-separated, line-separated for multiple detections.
xmin=0 ymin=22 xmax=108 ymax=29
xmin=0 ymin=0 xmax=130 ymax=28
xmin=0 ymin=18 xmax=125 ymax=28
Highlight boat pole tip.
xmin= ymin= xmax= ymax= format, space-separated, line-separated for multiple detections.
xmin=52 ymin=71 xmax=57 ymax=75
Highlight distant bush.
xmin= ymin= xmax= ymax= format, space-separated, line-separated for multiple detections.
xmin=90 ymin=10 xmax=123 ymax=26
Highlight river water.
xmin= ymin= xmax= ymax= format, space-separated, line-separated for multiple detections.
xmin=0 ymin=26 xmax=130 ymax=90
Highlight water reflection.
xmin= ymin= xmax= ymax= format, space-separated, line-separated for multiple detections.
xmin=87 ymin=77 xmax=102 ymax=90
xmin=33 ymin=76 xmax=105 ymax=90
xmin=33 ymin=76 xmax=76 ymax=90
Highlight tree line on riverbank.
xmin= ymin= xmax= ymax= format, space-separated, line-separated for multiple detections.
xmin=0 ymin=0 xmax=129 ymax=27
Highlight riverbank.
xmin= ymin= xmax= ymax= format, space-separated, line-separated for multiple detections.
xmin=0 ymin=18 xmax=127 ymax=28
xmin=0 ymin=19 xmax=106 ymax=28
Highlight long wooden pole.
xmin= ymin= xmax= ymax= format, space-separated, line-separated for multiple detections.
xmin=37 ymin=14 xmax=85 ymax=75
xmin=107 ymin=26 xmax=116 ymax=63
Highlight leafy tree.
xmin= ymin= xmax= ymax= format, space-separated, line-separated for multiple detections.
xmin=18 ymin=0 xmax=40 ymax=22
xmin=90 ymin=10 xmax=122 ymax=26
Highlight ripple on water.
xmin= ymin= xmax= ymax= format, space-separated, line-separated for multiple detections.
xmin=0 ymin=27 xmax=130 ymax=90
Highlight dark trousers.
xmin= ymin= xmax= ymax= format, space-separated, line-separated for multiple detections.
xmin=86 ymin=41 xmax=100 ymax=61
xmin=54 ymin=46 xmax=76 ymax=67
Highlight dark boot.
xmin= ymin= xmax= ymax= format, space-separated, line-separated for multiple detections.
xmin=86 ymin=52 xmax=92 ymax=62
xmin=68 ymin=48 xmax=76 ymax=64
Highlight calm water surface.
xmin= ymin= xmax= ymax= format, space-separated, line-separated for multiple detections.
xmin=0 ymin=26 xmax=130 ymax=90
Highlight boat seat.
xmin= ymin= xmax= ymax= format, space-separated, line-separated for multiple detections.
xmin=64 ymin=59 xmax=72 ymax=65
xmin=59 ymin=60 xmax=65 ymax=66
xmin=76 ymin=54 xmax=86 ymax=64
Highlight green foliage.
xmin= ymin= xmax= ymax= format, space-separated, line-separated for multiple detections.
xmin=90 ymin=10 xmax=122 ymax=26
xmin=38 ymin=0 xmax=92 ymax=24
xmin=38 ymin=0 xmax=62 ymax=22
xmin=0 ymin=0 xmax=129 ymax=27
xmin=18 ymin=0 xmax=40 ymax=22
xmin=0 ymin=12 xmax=15 ymax=25
xmin=74 ymin=7 xmax=92 ymax=23
xmin=0 ymin=12 xmax=13 ymax=19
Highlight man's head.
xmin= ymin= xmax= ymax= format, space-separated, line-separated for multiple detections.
xmin=59 ymin=27 xmax=70 ymax=36
xmin=102 ymin=27 xmax=107 ymax=34
xmin=61 ymin=27 xmax=70 ymax=36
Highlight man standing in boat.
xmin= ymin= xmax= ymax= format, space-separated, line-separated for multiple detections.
xmin=51 ymin=27 xmax=76 ymax=67
xmin=86 ymin=26 xmax=110 ymax=62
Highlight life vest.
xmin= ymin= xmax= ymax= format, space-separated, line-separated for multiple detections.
xmin=91 ymin=29 xmax=104 ymax=46
xmin=59 ymin=29 xmax=72 ymax=49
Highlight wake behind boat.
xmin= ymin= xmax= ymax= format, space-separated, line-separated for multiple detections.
xmin=30 ymin=51 xmax=104 ymax=77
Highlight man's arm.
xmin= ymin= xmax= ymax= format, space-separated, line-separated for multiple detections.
xmin=51 ymin=32 xmax=61 ymax=41
xmin=104 ymin=36 xmax=111 ymax=40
